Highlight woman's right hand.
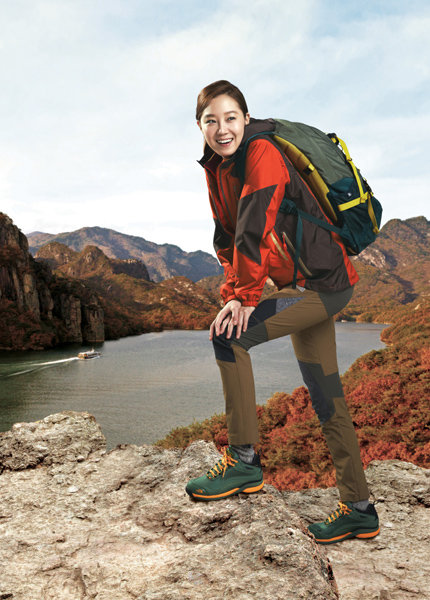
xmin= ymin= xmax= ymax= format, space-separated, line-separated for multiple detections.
xmin=209 ymin=299 xmax=255 ymax=341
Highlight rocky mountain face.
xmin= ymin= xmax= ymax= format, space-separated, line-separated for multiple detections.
xmin=0 ymin=211 xmax=219 ymax=349
xmin=27 ymin=226 xmax=222 ymax=283
xmin=35 ymin=241 xmax=220 ymax=340
xmin=346 ymin=216 xmax=429 ymax=321
xmin=0 ymin=214 xmax=104 ymax=350
xmin=36 ymin=242 xmax=151 ymax=281
xmin=0 ymin=411 xmax=428 ymax=600
xmin=356 ymin=216 xmax=429 ymax=270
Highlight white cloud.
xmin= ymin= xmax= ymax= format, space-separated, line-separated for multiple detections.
xmin=373 ymin=176 xmax=428 ymax=226
xmin=0 ymin=0 xmax=428 ymax=256
xmin=5 ymin=187 xmax=215 ymax=253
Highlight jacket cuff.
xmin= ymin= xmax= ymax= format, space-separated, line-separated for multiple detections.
xmin=224 ymin=293 xmax=238 ymax=305
xmin=224 ymin=293 xmax=261 ymax=307
xmin=240 ymin=299 xmax=259 ymax=307
xmin=237 ymin=292 xmax=261 ymax=307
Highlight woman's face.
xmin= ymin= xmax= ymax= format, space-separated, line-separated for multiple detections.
xmin=198 ymin=94 xmax=250 ymax=158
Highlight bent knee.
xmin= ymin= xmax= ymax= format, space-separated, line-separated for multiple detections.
xmin=212 ymin=330 xmax=236 ymax=362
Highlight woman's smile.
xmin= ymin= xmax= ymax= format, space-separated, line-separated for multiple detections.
xmin=198 ymin=94 xmax=250 ymax=158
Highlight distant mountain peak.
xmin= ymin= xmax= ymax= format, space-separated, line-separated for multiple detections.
xmin=26 ymin=230 xmax=53 ymax=236
xmin=27 ymin=226 xmax=221 ymax=282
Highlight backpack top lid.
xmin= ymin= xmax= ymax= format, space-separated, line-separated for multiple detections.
xmin=273 ymin=119 xmax=353 ymax=186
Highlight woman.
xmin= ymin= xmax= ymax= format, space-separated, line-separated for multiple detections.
xmin=185 ymin=80 xmax=380 ymax=545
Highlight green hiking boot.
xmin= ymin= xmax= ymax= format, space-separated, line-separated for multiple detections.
xmin=308 ymin=501 xmax=380 ymax=545
xmin=185 ymin=446 xmax=264 ymax=501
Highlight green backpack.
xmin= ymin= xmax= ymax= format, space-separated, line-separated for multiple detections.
xmin=240 ymin=119 xmax=383 ymax=286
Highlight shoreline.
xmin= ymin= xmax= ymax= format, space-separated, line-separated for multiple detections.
xmin=0 ymin=318 xmax=391 ymax=353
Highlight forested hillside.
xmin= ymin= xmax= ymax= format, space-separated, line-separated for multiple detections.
xmin=36 ymin=242 xmax=220 ymax=339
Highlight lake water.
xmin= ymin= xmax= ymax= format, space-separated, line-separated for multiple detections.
xmin=0 ymin=324 xmax=388 ymax=448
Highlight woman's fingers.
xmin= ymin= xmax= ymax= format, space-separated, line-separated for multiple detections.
xmin=225 ymin=307 xmax=239 ymax=338
xmin=210 ymin=300 xmax=246 ymax=340
xmin=233 ymin=306 xmax=255 ymax=339
xmin=209 ymin=319 xmax=216 ymax=341
xmin=242 ymin=306 xmax=255 ymax=333
xmin=235 ymin=310 xmax=245 ymax=339
xmin=214 ymin=306 xmax=229 ymax=336
xmin=220 ymin=313 xmax=232 ymax=334
xmin=223 ymin=302 xmax=239 ymax=338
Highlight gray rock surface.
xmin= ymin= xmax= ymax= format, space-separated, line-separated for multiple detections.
xmin=284 ymin=460 xmax=430 ymax=600
xmin=0 ymin=412 xmax=338 ymax=600
xmin=1 ymin=412 xmax=428 ymax=600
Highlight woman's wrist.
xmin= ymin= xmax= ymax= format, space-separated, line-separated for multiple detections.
xmin=225 ymin=297 xmax=241 ymax=307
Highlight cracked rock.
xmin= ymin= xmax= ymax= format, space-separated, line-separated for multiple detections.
xmin=284 ymin=460 xmax=430 ymax=600
xmin=0 ymin=412 xmax=338 ymax=600
xmin=1 ymin=412 xmax=428 ymax=600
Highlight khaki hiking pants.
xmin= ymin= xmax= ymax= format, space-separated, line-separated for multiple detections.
xmin=212 ymin=285 xmax=369 ymax=502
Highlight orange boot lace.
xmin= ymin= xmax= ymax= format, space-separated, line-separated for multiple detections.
xmin=207 ymin=448 xmax=238 ymax=479
xmin=325 ymin=502 xmax=352 ymax=524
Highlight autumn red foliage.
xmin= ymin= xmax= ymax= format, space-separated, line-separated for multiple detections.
xmin=157 ymin=302 xmax=430 ymax=491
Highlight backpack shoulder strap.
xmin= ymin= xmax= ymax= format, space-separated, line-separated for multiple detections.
xmin=235 ymin=132 xmax=277 ymax=187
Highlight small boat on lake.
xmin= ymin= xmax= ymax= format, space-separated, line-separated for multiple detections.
xmin=77 ymin=349 xmax=101 ymax=360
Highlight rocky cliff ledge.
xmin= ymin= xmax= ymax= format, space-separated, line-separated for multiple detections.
xmin=0 ymin=413 xmax=428 ymax=600
xmin=0 ymin=214 xmax=104 ymax=349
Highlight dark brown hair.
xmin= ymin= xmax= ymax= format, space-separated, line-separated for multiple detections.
xmin=196 ymin=80 xmax=248 ymax=121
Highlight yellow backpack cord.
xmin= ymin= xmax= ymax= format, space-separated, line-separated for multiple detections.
xmin=330 ymin=135 xmax=380 ymax=234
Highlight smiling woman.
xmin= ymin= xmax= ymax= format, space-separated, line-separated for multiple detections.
xmin=185 ymin=79 xmax=381 ymax=546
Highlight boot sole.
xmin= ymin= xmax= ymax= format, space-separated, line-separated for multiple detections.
xmin=312 ymin=526 xmax=380 ymax=545
xmin=186 ymin=480 xmax=264 ymax=501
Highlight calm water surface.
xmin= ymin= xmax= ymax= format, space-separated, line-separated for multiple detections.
xmin=0 ymin=324 xmax=387 ymax=448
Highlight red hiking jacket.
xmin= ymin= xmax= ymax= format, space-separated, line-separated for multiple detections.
xmin=199 ymin=118 xmax=359 ymax=307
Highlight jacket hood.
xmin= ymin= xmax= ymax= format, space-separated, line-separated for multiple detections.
xmin=198 ymin=118 xmax=276 ymax=173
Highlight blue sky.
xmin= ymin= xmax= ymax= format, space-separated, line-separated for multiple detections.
xmin=1 ymin=0 xmax=429 ymax=254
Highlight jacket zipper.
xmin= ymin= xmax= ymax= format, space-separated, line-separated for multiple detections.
xmin=217 ymin=162 xmax=235 ymax=229
xmin=269 ymin=231 xmax=313 ymax=278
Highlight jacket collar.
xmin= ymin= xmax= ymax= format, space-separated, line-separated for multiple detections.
xmin=198 ymin=118 xmax=276 ymax=174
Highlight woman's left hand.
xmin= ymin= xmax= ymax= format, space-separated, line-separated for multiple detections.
xmin=209 ymin=299 xmax=255 ymax=341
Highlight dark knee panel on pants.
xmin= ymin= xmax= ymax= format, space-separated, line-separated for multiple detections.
xmin=297 ymin=360 xmax=343 ymax=423
xmin=213 ymin=320 xmax=269 ymax=360
xmin=231 ymin=295 xmax=305 ymax=353
xmin=213 ymin=296 xmax=303 ymax=360
xmin=252 ymin=296 xmax=302 ymax=322
xmin=213 ymin=329 xmax=236 ymax=362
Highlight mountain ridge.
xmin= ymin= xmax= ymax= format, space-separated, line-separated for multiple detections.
xmin=4 ymin=214 xmax=429 ymax=348
xmin=36 ymin=242 xmax=151 ymax=281
xmin=0 ymin=214 xmax=220 ymax=349
xmin=27 ymin=226 xmax=222 ymax=283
